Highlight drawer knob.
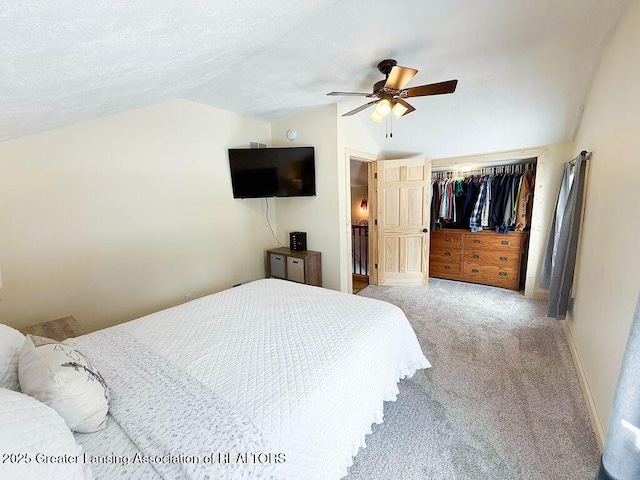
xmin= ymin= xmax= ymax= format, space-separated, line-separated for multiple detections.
xmin=445 ymin=238 xmax=454 ymax=242
xmin=472 ymin=254 xmax=480 ymax=259
xmin=500 ymin=256 xmax=509 ymax=261
xmin=499 ymin=272 xmax=508 ymax=277
xmin=444 ymin=265 xmax=452 ymax=270
xmin=472 ymin=268 xmax=479 ymax=273
xmin=473 ymin=239 xmax=481 ymax=243
xmin=444 ymin=251 xmax=452 ymax=256
xmin=501 ymin=240 xmax=511 ymax=245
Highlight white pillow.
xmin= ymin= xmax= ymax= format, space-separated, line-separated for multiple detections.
xmin=19 ymin=335 xmax=109 ymax=433
xmin=0 ymin=324 xmax=25 ymax=390
xmin=0 ymin=388 xmax=91 ymax=480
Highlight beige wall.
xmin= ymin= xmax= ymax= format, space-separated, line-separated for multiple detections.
xmin=566 ymin=0 xmax=640 ymax=436
xmin=271 ymin=105 xmax=341 ymax=290
xmin=528 ymin=143 xmax=575 ymax=298
xmin=349 ymin=159 xmax=370 ymax=226
xmin=350 ymin=186 xmax=369 ymax=225
xmin=271 ymin=105 xmax=380 ymax=292
xmin=337 ymin=107 xmax=380 ymax=291
xmin=0 ymin=99 xmax=378 ymax=332
xmin=0 ymin=99 xmax=274 ymax=332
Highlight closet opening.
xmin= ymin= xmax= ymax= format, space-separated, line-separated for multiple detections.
xmin=429 ymin=157 xmax=538 ymax=293
xmin=350 ymin=159 xmax=370 ymax=293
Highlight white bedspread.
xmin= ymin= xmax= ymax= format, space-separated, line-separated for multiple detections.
xmin=71 ymin=330 xmax=271 ymax=480
xmin=74 ymin=279 xmax=430 ymax=479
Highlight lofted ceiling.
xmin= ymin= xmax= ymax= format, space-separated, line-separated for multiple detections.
xmin=0 ymin=0 xmax=631 ymax=157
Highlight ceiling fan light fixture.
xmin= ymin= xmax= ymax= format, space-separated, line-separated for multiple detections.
xmin=330 ymin=59 xmax=457 ymax=122
xmin=375 ymin=99 xmax=391 ymax=117
xmin=392 ymin=101 xmax=409 ymax=119
xmin=370 ymin=111 xmax=383 ymax=123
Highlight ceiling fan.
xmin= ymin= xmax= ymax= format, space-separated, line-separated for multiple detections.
xmin=327 ymin=59 xmax=458 ymax=122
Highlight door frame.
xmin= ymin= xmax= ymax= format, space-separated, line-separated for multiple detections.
xmin=344 ymin=148 xmax=377 ymax=293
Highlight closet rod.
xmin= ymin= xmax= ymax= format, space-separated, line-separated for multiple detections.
xmin=569 ymin=151 xmax=591 ymax=167
xmin=431 ymin=161 xmax=536 ymax=179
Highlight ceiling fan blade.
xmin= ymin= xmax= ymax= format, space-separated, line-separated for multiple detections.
xmin=401 ymin=79 xmax=458 ymax=98
xmin=394 ymin=98 xmax=415 ymax=117
xmin=342 ymin=100 xmax=379 ymax=116
xmin=384 ymin=65 xmax=418 ymax=90
xmin=327 ymin=92 xmax=371 ymax=96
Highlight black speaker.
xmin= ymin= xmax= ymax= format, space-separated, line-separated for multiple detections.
xmin=289 ymin=232 xmax=307 ymax=251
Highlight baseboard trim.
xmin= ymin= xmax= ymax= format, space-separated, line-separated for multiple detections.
xmin=532 ymin=287 xmax=550 ymax=299
xmin=562 ymin=319 xmax=605 ymax=451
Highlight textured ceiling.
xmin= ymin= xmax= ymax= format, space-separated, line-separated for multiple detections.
xmin=0 ymin=0 xmax=631 ymax=157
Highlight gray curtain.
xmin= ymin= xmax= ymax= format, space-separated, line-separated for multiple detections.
xmin=540 ymin=151 xmax=589 ymax=319
xmin=597 ymin=293 xmax=640 ymax=479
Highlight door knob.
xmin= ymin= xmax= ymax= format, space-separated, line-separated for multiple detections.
xmin=422 ymin=228 xmax=428 ymax=233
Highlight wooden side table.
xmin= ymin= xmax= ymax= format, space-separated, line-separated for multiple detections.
xmin=20 ymin=316 xmax=85 ymax=342
xmin=266 ymin=247 xmax=322 ymax=286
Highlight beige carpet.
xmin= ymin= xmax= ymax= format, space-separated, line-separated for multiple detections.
xmin=348 ymin=278 xmax=600 ymax=480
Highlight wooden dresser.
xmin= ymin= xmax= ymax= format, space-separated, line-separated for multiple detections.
xmin=429 ymin=229 xmax=527 ymax=290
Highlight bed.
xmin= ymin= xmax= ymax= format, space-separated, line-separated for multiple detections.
xmin=41 ymin=279 xmax=429 ymax=479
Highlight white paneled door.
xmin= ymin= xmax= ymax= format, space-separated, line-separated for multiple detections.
xmin=376 ymin=158 xmax=431 ymax=286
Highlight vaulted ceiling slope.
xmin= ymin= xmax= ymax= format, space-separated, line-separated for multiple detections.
xmin=0 ymin=0 xmax=631 ymax=157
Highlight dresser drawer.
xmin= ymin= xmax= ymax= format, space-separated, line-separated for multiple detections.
xmin=431 ymin=230 xmax=463 ymax=249
xmin=430 ymin=259 xmax=462 ymax=275
xmin=464 ymin=250 xmax=520 ymax=267
xmin=462 ymin=264 xmax=519 ymax=289
xmin=430 ymin=246 xmax=462 ymax=261
xmin=464 ymin=233 xmax=522 ymax=250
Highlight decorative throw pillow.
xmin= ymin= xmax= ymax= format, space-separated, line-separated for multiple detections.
xmin=0 ymin=388 xmax=91 ymax=480
xmin=18 ymin=335 xmax=109 ymax=433
xmin=0 ymin=324 xmax=25 ymax=390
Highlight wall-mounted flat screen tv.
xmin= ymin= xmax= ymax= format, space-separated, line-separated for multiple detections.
xmin=228 ymin=147 xmax=316 ymax=198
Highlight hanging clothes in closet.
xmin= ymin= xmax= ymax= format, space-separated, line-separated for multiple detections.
xmin=431 ymin=163 xmax=536 ymax=234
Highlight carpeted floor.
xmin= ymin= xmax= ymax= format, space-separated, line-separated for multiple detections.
xmin=347 ymin=278 xmax=600 ymax=480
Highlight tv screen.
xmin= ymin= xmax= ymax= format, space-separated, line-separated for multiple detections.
xmin=228 ymin=147 xmax=316 ymax=198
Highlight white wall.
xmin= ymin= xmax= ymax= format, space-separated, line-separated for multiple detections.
xmin=0 ymin=99 xmax=274 ymax=332
xmin=566 ymin=0 xmax=640 ymax=436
